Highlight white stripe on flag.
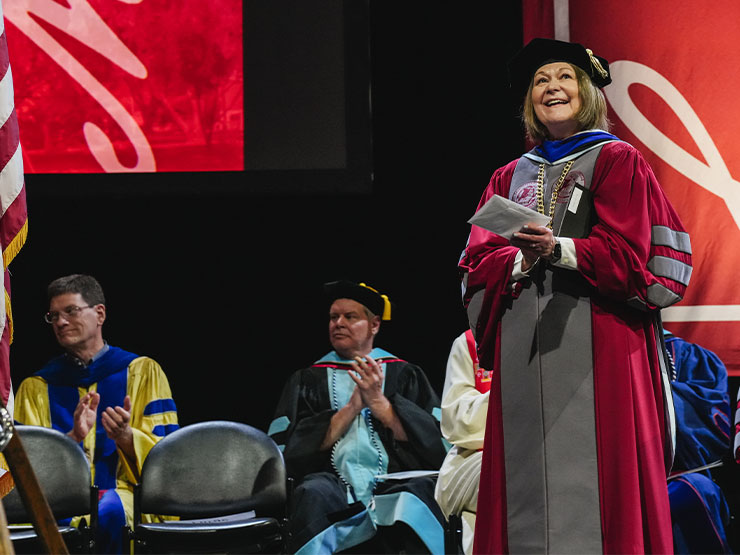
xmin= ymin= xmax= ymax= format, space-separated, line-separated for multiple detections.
xmin=5 ymin=388 xmax=12 ymax=419
xmin=0 ymin=144 xmax=23 ymax=220
xmin=0 ymin=65 xmax=15 ymax=129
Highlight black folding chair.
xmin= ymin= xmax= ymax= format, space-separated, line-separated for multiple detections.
xmin=2 ymin=425 xmax=98 ymax=554
xmin=127 ymin=420 xmax=287 ymax=554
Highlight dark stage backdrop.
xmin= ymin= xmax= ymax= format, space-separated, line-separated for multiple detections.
xmin=6 ymin=2 xmax=524 ymax=431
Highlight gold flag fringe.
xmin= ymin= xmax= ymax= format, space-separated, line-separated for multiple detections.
xmin=1 ymin=218 xmax=28 ymax=345
xmin=0 ymin=454 xmax=14 ymax=498
xmin=2 ymin=218 xmax=28 ymax=270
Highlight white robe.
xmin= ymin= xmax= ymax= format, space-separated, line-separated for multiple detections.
xmin=434 ymin=332 xmax=489 ymax=555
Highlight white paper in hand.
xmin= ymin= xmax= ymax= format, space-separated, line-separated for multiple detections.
xmin=468 ymin=194 xmax=551 ymax=239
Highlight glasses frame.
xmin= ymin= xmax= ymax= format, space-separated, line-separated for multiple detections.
xmin=44 ymin=305 xmax=96 ymax=324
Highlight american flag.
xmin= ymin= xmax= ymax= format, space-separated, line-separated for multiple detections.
xmin=0 ymin=0 xmax=28 ymax=416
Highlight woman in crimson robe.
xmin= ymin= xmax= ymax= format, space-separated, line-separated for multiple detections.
xmin=459 ymin=38 xmax=692 ymax=554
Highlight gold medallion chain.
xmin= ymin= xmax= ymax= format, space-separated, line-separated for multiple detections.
xmin=536 ymin=160 xmax=574 ymax=229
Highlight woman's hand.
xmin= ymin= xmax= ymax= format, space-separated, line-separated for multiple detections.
xmin=511 ymin=224 xmax=556 ymax=269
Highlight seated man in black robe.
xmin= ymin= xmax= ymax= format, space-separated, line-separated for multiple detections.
xmin=268 ymin=280 xmax=448 ymax=554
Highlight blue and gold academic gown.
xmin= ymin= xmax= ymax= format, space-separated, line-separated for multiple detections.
xmin=269 ymin=348 xmax=448 ymax=554
xmin=14 ymin=346 xmax=179 ymax=554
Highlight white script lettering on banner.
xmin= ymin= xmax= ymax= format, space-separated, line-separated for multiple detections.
xmin=605 ymin=60 xmax=740 ymax=232
xmin=4 ymin=0 xmax=155 ymax=172
xmin=604 ymin=60 xmax=740 ymax=323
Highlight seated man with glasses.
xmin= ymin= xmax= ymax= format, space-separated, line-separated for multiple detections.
xmin=14 ymin=274 xmax=179 ymax=554
xmin=269 ymin=280 xmax=448 ymax=555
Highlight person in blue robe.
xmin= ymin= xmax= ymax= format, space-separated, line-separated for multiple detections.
xmin=269 ymin=280 xmax=448 ymax=554
xmin=665 ymin=328 xmax=733 ymax=553
xmin=14 ymin=274 xmax=179 ymax=554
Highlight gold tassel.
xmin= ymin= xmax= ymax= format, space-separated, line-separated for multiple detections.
xmin=380 ymin=294 xmax=391 ymax=321
xmin=359 ymin=283 xmax=392 ymax=321
xmin=586 ymin=48 xmax=609 ymax=80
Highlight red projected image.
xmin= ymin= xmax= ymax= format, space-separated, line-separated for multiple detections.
xmin=5 ymin=0 xmax=243 ymax=174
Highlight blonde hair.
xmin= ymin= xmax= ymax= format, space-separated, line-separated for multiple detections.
xmin=521 ymin=64 xmax=610 ymax=143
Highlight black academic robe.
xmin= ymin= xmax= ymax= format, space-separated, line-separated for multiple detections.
xmin=268 ymin=348 xmax=448 ymax=554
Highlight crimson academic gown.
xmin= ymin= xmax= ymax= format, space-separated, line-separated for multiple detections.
xmin=460 ymin=136 xmax=691 ymax=554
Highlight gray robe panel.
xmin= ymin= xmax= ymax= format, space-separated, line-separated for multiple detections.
xmin=500 ymin=146 xmax=607 ymax=554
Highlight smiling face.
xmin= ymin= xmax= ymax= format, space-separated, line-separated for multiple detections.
xmin=531 ymin=62 xmax=582 ymax=139
xmin=328 ymin=298 xmax=380 ymax=360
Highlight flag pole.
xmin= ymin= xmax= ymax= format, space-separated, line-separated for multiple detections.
xmin=0 ymin=405 xmax=68 ymax=554
xmin=0 ymin=491 xmax=12 ymax=555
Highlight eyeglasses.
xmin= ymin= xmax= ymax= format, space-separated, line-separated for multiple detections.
xmin=44 ymin=305 xmax=95 ymax=324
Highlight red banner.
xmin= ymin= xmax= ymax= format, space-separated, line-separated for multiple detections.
xmin=5 ymin=0 xmax=243 ymax=173
xmin=523 ymin=0 xmax=740 ymax=374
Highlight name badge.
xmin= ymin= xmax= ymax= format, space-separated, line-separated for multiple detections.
xmin=568 ymin=187 xmax=583 ymax=214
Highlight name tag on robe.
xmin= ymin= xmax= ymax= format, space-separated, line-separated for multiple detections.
xmin=558 ymin=184 xmax=594 ymax=239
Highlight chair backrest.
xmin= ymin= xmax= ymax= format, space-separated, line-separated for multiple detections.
xmin=138 ymin=420 xmax=287 ymax=519
xmin=2 ymin=425 xmax=93 ymax=522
